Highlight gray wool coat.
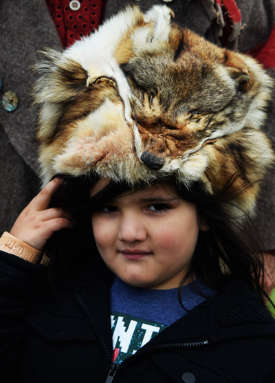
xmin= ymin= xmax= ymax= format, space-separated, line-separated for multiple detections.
xmin=0 ymin=0 xmax=275 ymax=249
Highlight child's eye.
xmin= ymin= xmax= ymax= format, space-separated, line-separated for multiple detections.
xmin=147 ymin=203 xmax=171 ymax=213
xmin=96 ymin=205 xmax=118 ymax=214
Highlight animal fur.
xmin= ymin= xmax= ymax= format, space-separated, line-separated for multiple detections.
xmin=34 ymin=5 xmax=275 ymax=219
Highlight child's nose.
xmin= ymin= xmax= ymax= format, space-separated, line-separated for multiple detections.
xmin=118 ymin=214 xmax=147 ymax=242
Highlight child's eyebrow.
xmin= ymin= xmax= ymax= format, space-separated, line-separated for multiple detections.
xmin=139 ymin=197 xmax=179 ymax=203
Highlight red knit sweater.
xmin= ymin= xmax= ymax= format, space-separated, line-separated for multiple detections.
xmin=46 ymin=0 xmax=103 ymax=47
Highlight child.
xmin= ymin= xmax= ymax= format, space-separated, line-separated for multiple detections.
xmin=0 ymin=5 xmax=275 ymax=382
xmin=0 ymin=173 xmax=274 ymax=382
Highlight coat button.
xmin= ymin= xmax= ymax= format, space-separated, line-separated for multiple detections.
xmin=69 ymin=0 xmax=81 ymax=11
xmin=2 ymin=90 xmax=18 ymax=112
xmin=181 ymin=372 xmax=196 ymax=383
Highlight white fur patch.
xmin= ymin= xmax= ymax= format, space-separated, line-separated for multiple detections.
xmin=144 ymin=5 xmax=173 ymax=41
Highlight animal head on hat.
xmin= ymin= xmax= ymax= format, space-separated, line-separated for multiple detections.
xmin=34 ymin=5 xmax=274 ymax=219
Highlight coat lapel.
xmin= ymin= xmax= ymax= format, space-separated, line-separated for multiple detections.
xmin=27 ymin=257 xmax=114 ymax=361
xmin=74 ymin=282 xmax=114 ymax=362
xmin=71 ymin=258 xmax=114 ymax=361
xmin=0 ymin=0 xmax=62 ymax=176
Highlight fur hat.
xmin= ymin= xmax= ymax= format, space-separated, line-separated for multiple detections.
xmin=34 ymin=5 xmax=274 ymax=219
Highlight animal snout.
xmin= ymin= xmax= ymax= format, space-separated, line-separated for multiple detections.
xmin=141 ymin=151 xmax=165 ymax=170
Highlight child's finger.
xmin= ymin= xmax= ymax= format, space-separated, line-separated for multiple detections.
xmin=30 ymin=178 xmax=64 ymax=211
xmin=42 ymin=217 xmax=74 ymax=237
xmin=39 ymin=208 xmax=72 ymax=222
xmin=23 ymin=217 xmax=73 ymax=251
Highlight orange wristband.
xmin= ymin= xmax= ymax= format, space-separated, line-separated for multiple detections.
xmin=0 ymin=231 xmax=41 ymax=264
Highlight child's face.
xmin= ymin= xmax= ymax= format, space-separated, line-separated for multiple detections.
xmin=91 ymin=182 xmax=200 ymax=289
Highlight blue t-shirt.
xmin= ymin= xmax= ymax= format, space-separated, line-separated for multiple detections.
xmin=111 ymin=277 xmax=214 ymax=364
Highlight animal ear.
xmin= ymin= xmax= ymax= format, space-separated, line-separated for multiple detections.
xmin=34 ymin=49 xmax=88 ymax=104
xmin=224 ymin=50 xmax=253 ymax=92
xmin=34 ymin=49 xmax=88 ymax=142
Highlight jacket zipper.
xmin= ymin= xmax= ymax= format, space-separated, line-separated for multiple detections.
xmin=104 ymin=339 xmax=209 ymax=383
xmin=105 ymin=363 xmax=120 ymax=383
xmin=75 ymin=291 xmax=211 ymax=382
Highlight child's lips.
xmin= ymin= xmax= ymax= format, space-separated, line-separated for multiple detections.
xmin=119 ymin=249 xmax=153 ymax=259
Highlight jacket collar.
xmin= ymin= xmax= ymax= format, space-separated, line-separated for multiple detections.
xmin=28 ymin=258 xmax=275 ymax=361
xmin=71 ymin=258 xmax=275 ymax=352
xmin=142 ymin=278 xmax=275 ymax=349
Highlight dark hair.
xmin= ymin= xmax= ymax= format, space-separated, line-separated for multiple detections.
xmin=45 ymin=174 xmax=272 ymax=307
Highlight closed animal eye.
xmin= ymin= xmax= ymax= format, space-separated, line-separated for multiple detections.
xmin=165 ymin=125 xmax=178 ymax=131
xmin=189 ymin=109 xmax=201 ymax=115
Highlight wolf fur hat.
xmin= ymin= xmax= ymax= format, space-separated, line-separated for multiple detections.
xmin=34 ymin=5 xmax=274 ymax=219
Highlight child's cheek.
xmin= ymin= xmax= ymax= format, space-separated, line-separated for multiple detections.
xmin=155 ymin=228 xmax=180 ymax=251
xmin=91 ymin=217 xmax=114 ymax=249
xmin=153 ymin=219 xmax=198 ymax=255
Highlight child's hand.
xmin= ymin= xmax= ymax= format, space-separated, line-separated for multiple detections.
xmin=10 ymin=178 xmax=73 ymax=250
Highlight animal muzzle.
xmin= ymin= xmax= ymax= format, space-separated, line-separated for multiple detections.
xmin=140 ymin=151 xmax=165 ymax=170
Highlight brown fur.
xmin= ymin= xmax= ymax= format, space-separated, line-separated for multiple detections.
xmin=34 ymin=6 xmax=275 ymax=219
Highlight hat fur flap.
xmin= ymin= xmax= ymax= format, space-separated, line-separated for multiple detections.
xmin=34 ymin=5 xmax=275 ymax=219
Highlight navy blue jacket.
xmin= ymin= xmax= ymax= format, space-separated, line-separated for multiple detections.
xmin=0 ymin=250 xmax=275 ymax=382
